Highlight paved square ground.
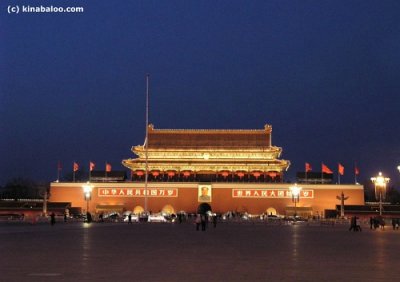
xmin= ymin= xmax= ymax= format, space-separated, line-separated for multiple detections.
xmin=1 ymin=220 xmax=399 ymax=281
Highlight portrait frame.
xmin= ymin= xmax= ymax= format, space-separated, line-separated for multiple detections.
xmin=198 ymin=184 xmax=212 ymax=202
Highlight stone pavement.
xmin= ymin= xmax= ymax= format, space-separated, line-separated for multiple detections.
xmin=1 ymin=220 xmax=399 ymax=281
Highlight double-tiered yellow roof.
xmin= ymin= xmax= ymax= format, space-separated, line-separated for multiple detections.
xmin=122 ymin=124 xmax=290 ymax=178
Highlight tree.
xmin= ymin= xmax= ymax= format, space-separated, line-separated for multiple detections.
xmin=386 ymin=186 xmax=400 ymax=204
xmin=0 ymin=178 xmax=47 ymax=200
xmin=363 ymin=182 xmax=375 ymax=202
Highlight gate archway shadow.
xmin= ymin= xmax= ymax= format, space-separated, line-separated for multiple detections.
xmin=197 ymin=203 xmax=212 ymax=214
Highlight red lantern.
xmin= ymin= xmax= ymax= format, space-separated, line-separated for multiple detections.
xmin=136 ymin=170 xmax=144 ymax=176
xmin=253 ymin=172 xmax=261 ymax=179
xmin=221 ymin=171 xmax=229 ymax=178
xmin=268 ymin=172 xmax=277 ymax=179
xmin=152 ymin=171 xmax=160 ymax=177
xmin=167 ymin=171 xmax=175 ymax=177
xmin=183 ymin=171 xmax=191 ymax=177
xmin=237 ymin=172 xmax=245 ymax=179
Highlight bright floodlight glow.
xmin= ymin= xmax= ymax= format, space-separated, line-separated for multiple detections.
xmin=371 ymin=172 xmax=390 ymax=186
xmin=397 ymin=165 xmax=400 ymax=172
xmin=82 ymin=182 xmax=93 ymax=193
xmin=289 ymin=183 xmax=302 ymax=197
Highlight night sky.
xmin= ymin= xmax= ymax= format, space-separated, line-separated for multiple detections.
xmin=1 ymin=1 xmax=400 ymax=186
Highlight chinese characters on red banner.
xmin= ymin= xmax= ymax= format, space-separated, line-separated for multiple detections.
xmin=232 ymin=189 xmax=314 ymax=198
xmin=98 ymin=188 xmax=178 ymax=197
xmin=98 ymin=188 xmax=313 ymax=198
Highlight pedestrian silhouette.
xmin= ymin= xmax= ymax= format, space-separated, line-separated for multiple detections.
xmin=50 ymin=212 xmax=56 ymax=226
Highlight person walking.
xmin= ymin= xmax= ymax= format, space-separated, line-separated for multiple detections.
xmin=349 ymin=216 xmax=354 ymax=231
xmin=195 ymin=214 xmax=201 ymax=231
xmin=201 ymin=214 xmax=206 ymax=231
xmin=50 ymin=212 xmax=56 ymax=226
xmin=212 ymin=215 xmax=217 ymax=228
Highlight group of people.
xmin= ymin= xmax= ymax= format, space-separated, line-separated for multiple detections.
xmin=370 ymin=216 xmax=386 ymax=230
xmin=349 ymin=216 xmax=400 ymax=231
xmin=195 ymin=213 xmax=217 ymax=231
xmin=391 ymin=218 xmax=400 ymax=230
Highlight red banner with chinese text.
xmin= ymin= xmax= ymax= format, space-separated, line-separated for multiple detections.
xmin=232 ymin=189 xmax=314 ymax=198
xmin=98 ymin=188 xmax=178 ymax=197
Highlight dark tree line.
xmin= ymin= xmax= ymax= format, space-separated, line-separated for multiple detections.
xmin=0 ymin=178 xmax=49 ymax=200
xmin=364 ymin=184 xmax=400 ymax=204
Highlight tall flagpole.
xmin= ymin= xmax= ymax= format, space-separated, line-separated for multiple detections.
xmin=144 ymin=74 xmax=149 ymax=213
xmin=305 ymin=163 xmax=308 ymax=184
xmin=321 ymin=163 xmax=323 ymax=184
xmin=57 ymin=161 xmax=61 ymax=182
xmin=354 ymin=162 xmax=358 ymax=184
xmin=73 ymin=162 xmax=76 ymax=182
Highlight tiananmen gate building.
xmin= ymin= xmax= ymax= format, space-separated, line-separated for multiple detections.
xmin=50 ymin=124 xmax=365 ymax=217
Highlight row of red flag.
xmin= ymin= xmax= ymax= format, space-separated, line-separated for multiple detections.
xmin=305 ymin=163 xmax=360 ymax=176
xmin=58 ymin=161 xmax=112 ymax=172
xmin=58 ymin=161 xmax=359 ymax=176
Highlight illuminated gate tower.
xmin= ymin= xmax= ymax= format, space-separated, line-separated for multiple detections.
xmin=122 ymin=124 xmax=290 ymax=183
xmin=50 ymin=123 xmax=365 ymax=216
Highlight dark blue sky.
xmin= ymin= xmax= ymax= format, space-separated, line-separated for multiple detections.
xmin=1 ymin=1 xmax=400 ymax=186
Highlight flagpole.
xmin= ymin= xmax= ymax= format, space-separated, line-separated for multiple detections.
xmin=105 ymin=162 xmax=107 ymax=182
xmin=305 ymin=163 xmax=307 ymax=183
xmin=144 ymin=74 xmax=149 ymax=213
xmin=354 ymin=162 xmax=357 ymax=184
xmin=57 ymin=161 xmax=60 ymax=182
xmin=89 ymin=162 xmax=91 ymax=182
xmin=73 ymin=162 xmax=76 ymax=182
xmin=321 ymin=163 xmax=323 ymax=184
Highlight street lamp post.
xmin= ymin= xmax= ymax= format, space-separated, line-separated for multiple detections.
xmin=370 ymin=172 xmax=390 ymax=216
xmin=82 ymin=182 xmax=93 ymax=214
xmin=289 ymin=184 xmax=302 ymax=218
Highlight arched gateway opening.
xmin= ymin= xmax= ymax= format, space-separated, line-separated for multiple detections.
xmin=133 ymin=206 xmax=144 ymax=215
xmin=266 ymin=207 xmax=277 ymax=216
xmin=197 ymin=203 xmax=212 ymax=214
xmin=161 ymin=204 xmax=175 ymax=215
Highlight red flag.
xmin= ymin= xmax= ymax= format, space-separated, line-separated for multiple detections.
xmin=322 ymin=163 xmax=333 ymax=174
xmin=90 ymin=162 xmax=95 ymax=172
xmin=305 ymin=163 xmax=312 ymax=172
xmin=57 ymin=161 xmax=62 ymax=170
xmin=106 ymin=163 xmax=112 ymax=172
xmin=73 ymin=162 xmax=79 ymax=172
xmin=338 ymin=163 xmax=344 ymax=176
xmin=355 ymin=166 xmax=359 ymax=175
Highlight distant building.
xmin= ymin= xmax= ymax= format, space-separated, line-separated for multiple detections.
xmin=90 ymin=171 xmax=126 ymax=182
xmin=0 ymin=199 xmax=71 ymax=218
xmin=50 ymin=124 xmax=365 ymax=217
xmin=297 ymin=172 xmax=334 ymax=184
